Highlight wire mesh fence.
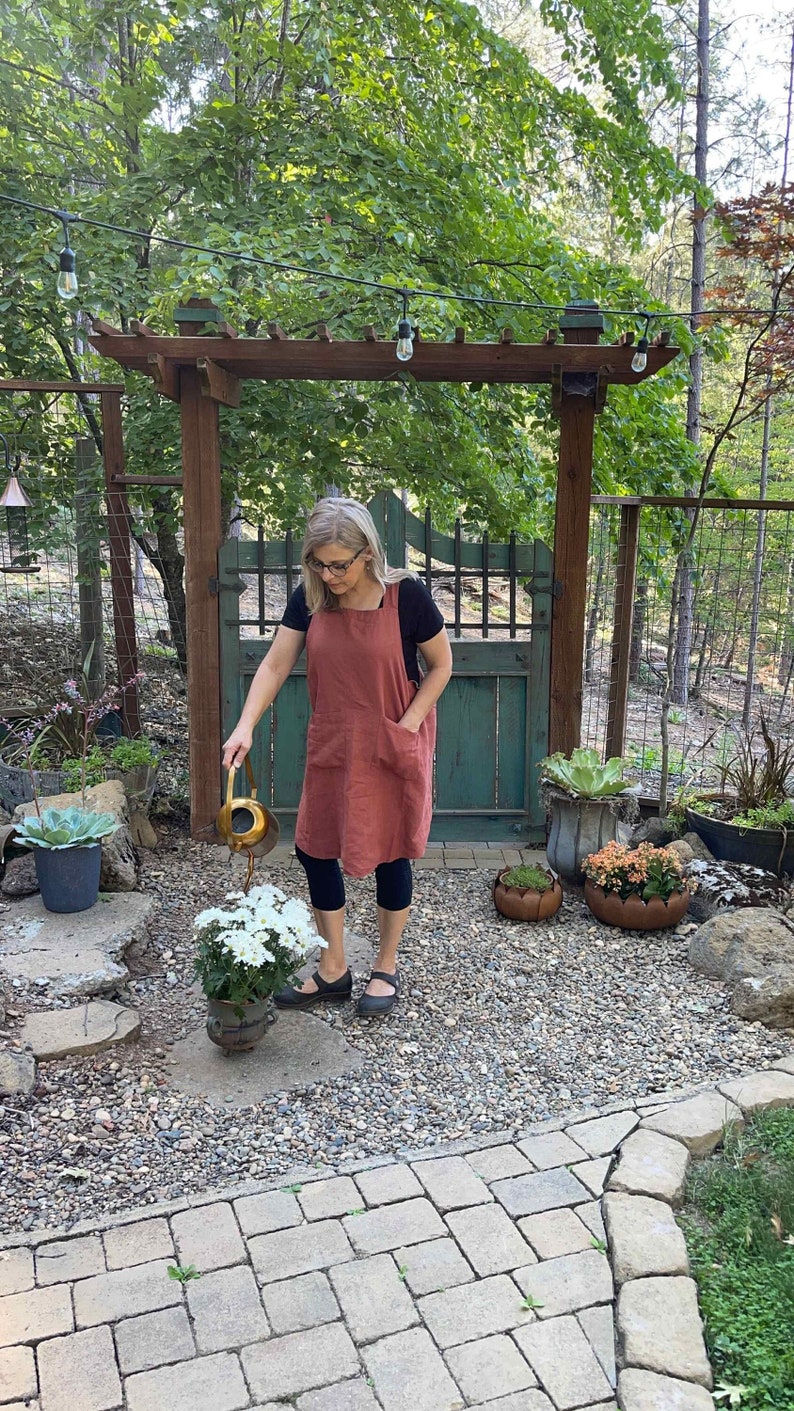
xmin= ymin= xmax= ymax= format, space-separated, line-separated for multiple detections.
xmin=583 ymin=497 xmax=794 ymax=796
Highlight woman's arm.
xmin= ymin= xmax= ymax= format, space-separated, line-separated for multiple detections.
xmin=222 ymin=625 xmax=306 ymax=768
xmin=398 ymin=628 xmax=453 ymax=732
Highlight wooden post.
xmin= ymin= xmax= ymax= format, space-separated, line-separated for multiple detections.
xmin=180 ymin=366 xmax=224 ymax=838
xmin=605 ymin=503 xmax=641 ymax=759
xmin=100 ymin=392 xmax=141 ymax=736
xmin=549 ymin=302 xmax=605 ymax=756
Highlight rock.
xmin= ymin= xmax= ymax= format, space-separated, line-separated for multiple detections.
xmin=1 ymin=853 xmax=39 ymax=897
xmin=13 ymin=780 xmax=140 ymax=892
xmin=688 ymin=907 xmax=794 ymax=1027
xmin=731 ymin=972 xmax=794 ymax=1028
xmin=618 ymin=1368 xmax=716 ymax=1411
xmin=20 ymin=1001 xmax=141 ymax=1060
xmin=129 ymin=812 xmax=158 ymax=850
xmin=0 ymin=893 xmax=156 ymax=997
xmin=602 ymin=1192 xmax=690 ymax=1284
xmin=616 ymin=1276 xmax=712 ymax=1387
xmin=687 ymin=860 xmax=789 ymax=922
xmin=681 ymin=831 xmax=714 ymax=862
xmin=667 ymin=839 xmax=694 ymax=865
xmin=0 ymin=1047 xmax=36 ymax=1096
xmin=630 ymin=816 xmax=677 ymax=847
xmin=641 ymin=1091 xmax=744 ymax=1156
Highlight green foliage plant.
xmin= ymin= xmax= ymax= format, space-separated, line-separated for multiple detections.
xmin=60 ymin=746 xmax=107 ymax=793
xmin=108 ymin=736 xmax=160 ymax=771
xmin=14 ymin=806 xmax=119 ymax=849
xmin=582 ymin=841 xmax=693 ymax=902
xmin=720 ymin=715 xmax=794 ymax=818
xmin=732 ymin=799 xmax=794 ymax=831
xmin=501 ymin=865 xmax=552 ymax=891
xmin=167 ymin=1264 xmax=201 ymax=1284
xmin=679 ymin=1108 xmax=794 ymax=1410
xmin=539 ymin=747 xmax=631 ymax=798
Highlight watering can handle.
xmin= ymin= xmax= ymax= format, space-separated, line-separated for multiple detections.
xmin=225 ymin=756 xmax=257 ymax=810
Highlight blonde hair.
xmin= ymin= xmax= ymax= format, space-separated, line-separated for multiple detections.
xmin=301 ymin=498 xmax=415 ymax=613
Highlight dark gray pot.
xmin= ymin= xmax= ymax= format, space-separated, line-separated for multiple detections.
xmin=32 ymin=843 xmax=102 ymax=913
xmin=686 ymin=806 xmax=794 ymax=876
xmin=546 ymin=797 xmax=622 ymax=884
xmin=0 ymin=755 xmax=70 ymax=812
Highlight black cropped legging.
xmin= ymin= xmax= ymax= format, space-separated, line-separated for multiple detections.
xmin=295 ymin=844 xmax=412 ymax=912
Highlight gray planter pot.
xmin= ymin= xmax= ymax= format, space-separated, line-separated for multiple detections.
xmin=0 ymin=755 xmax=70 ymax=813
xmin=543 ymin=786 xmax=640 ymax=885
xmin=104 ymin=761 xmax=159 ymax=813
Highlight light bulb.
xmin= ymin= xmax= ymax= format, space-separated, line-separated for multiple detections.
xmin=631 ymin=337 xmax=648 ymax=373
xmin=57 ymin=246 xmax=78 ymax=300
xmin=396 ymin=316 xmax=414 ymax=362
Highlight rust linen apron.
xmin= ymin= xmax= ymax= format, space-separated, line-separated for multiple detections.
xmin=294 ymin=582 xmax=436 ymax=878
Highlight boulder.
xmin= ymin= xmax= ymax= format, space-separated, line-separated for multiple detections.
xmin=688 ymin=908 xmax=794 ymax=1028
xmin=686 ymin=859 xmax=790 ymax=922
xmin=13 ymin=780 xmax=139 ymax=891
xmin=630 ymin=815 xmax=677 ymax=847
xmin=667 ymin=839 xmax=694 ymax=865
xmin=681 ymin=831 xmax=714 ymax=862
xmin=0 ymin=1047 xmax=36 ymax=1096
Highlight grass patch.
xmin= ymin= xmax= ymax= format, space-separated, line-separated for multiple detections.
xmin=679 ymin=1107 xmax=794 ymax=1409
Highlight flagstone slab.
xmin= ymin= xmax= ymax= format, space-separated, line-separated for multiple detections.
xmin=606 ymin=1129 xmax=691 ymax=1207
xmin=617 ymin=1368 xmax=716 ymax=1410
xmin=21 ymin=1001 xmax=140 ymax=1061
xmin=616 ymin=1277 xmax=712 ymax=1387
xmin=718 ymin=1069 xmax=794 ymax=1114
xmin=603 ymin=1193 xmax=690 ymax=1285
xmin=0 ymin=894 xmax=154 ymax=996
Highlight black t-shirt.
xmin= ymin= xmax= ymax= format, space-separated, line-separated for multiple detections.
xmin=281 ymin=577 xmax=445 ymax=685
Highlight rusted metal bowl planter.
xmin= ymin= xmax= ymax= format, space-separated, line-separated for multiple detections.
xmin=205 ymin=997 xmax=276 ymax=1056
xmin=584 ymin=880 xmax=690 ymax=930
xmin=493 ymin=867 xmax=563 ymax=922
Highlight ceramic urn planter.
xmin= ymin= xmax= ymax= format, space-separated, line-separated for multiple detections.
xmin=584 ymin=880 xmax=690 ymax=930
xmin=494 ymin=867 xmax=563 ymax=921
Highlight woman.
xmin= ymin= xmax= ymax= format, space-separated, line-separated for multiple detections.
xmin=222 ymin=497 xmax=453 ymax=1017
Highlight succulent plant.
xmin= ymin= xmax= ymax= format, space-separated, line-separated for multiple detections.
xmin=14 ymin=806 xmax=120 ymax=850
xmin=539 ymin=747 xmax=630 ymax=798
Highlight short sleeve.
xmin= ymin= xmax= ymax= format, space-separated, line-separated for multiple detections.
xmin=399 ymin=577 xmax=445 ymax=642
xmin=281 ymin=584 xmax=310 ymax=633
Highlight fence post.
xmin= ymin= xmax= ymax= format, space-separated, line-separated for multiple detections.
xmin=100 ymin=392 xmax=141 ymax=737
xmin=605 ymin=503 xmax=641 ymax=760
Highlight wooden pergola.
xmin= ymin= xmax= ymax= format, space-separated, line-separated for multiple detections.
xmin=88 ymin=299 xmax=679 ymax=837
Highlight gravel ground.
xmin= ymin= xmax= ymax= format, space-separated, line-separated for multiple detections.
xmin=1 ymin=823 xmax=791 ymax=1235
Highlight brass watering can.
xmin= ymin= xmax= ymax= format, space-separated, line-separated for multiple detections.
xmin=216 ymin=758 xmax=280 ymax=890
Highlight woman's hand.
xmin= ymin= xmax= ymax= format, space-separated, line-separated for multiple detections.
xmin=223 ymin=725 xmax=253 ymax=771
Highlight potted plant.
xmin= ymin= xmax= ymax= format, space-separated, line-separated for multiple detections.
xmin=13 ymin=805 xmax=120 ymax=913
xmin=194 ymin=883 xmax=322 ymax=1055
xmin=685 ymin=716 xmax=794 ymax=875
xmin=582 ymin=840 xmax=695 ymax=930
xmin=539 ymin=747 xmax=640 ymax=884
xmin=493 ymin=863 xmax=563 ymax=921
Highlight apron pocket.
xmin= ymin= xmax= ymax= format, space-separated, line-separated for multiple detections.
xmin=376 ymin=717 xmax=420 ymax=780
xmin=307 ymin=713 xmax=346 ymax=769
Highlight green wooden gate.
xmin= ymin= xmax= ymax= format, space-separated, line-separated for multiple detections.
xmin=218 ymin=492 xmax=552 ymax=842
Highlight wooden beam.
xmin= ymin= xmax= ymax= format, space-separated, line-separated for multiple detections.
xmin=454 ymin=327 xmax=466 ymax=343
xmin=130 ymin=319 xmax=158 ymax=337
xmin=549 ymin=305 xmax=604 ymax=756
xmin=605 ymin=502 xmax=641 ymax=759
xmin=147 ymin=354 xmax=180 ymax=402
xmin=0 ymin=380 xmax=125 ymax=393
xmin=197 ymin=357 xmax=241 ymax=408
xmin=268 ymin=323 xmax=287 ymax=340
xmin=550 ymin=363 xmax=562 ymax=417
xmin=111 ymin=475 xmax=184 ymax=486
xmin=591 ymin=494 xmax=794 ymax=510
xmin=616 ymin=331 xmax=636 ymax=346
xmin=316 ymin=323 xmax=333 ymax=342
xmin=652 ymin=329 xmax=672 ymax=346
xmin=88 ymin=333 xmax=679 ymax=385
xmin=499 ymin=327 xmax=515 ymax=344
xmin=90 ymin=316 xmax=124 ymax=336
xmin=363 ymin=325 xmax=379 ymax=341
xmin=180 ymin=368 xmax=224 ymax=839
xmin=100 ymin=391 xmax=141 ymax=738
xmin=542 ymin=330 xmax=558 ymax=345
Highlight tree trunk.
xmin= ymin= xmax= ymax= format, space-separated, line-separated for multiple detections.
xmin=132 ymin=491 xmax=187 ymax=674
xmin=584 ymin=549 xmax=606 ymax=685
xmin=671 ymin=0 xmax=709 ymax=706
xmin=693 ymin=622 xmax=711 ymax=697
xmin=75 ymin=436 xmax=106 ymax=694
xmin=629 ymin=579 xmax=647 ymax=683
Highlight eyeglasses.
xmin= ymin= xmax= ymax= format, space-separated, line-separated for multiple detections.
xmin=306 ymin=547 xmax=365 ymax=578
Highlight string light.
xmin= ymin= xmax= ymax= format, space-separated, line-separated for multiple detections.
xmin=631 ymin=313 xmax=651 ymax=373
xmin=395 ymin=290 xmax=415 ymax=362
xmin=0 ymin=191 xmax=788 ymax=330
xmin=55 ymin=210 xmax=78 ymax=300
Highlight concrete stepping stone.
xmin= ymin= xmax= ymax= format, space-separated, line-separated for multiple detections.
xmin=617 ymin=1367 xmax=715 ymax=1409
xmin=167 ymin=1009 xmax=363 ymax=1105
xmin=21 ymin=1000 xmax=140 ymax=1060
xmin=602 ymin=1193 xmax=689 ymax=1284
xmin=616 ymin=1276 xmax=712 ymax=1387
xmin=0 ymin=893 xmax=154 ymax=996
xmin=606 ymin=1129 xmax=690 ymax=1207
